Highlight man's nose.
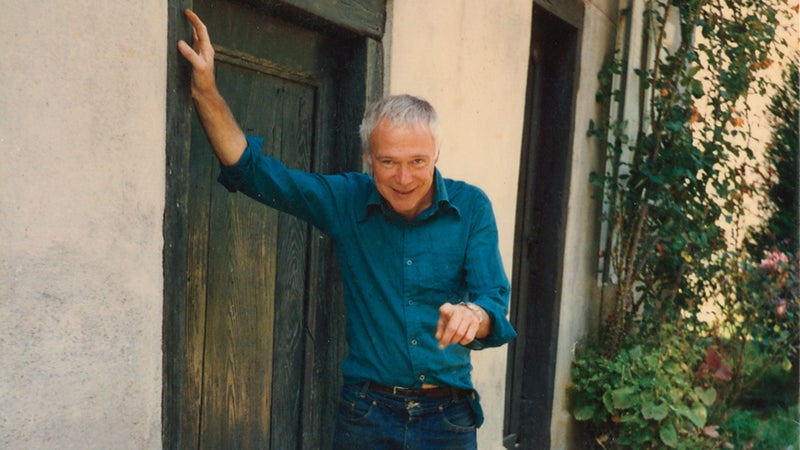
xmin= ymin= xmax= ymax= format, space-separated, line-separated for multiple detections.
xmin=396 ymin=165 xmax=412 ymax=184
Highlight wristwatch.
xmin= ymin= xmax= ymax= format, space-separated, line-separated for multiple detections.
xmin=459 ymin=302 xmax=484 ymax=324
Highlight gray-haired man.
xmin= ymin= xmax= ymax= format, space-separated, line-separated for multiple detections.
xmin=179 ymin=10 xmax=516 ymax=448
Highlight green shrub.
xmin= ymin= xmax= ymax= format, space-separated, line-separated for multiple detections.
xmin=571 ymin=0 xmax=798 ymax=447
xmin=569 ymin=327 xmax=718 ymax=449
xmin=739 ymin=344 xmax=798 ymax=407
xmin=720 ymin=406 xmax=800 ymax=449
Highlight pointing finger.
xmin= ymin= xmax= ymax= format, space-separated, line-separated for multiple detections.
xmin=437 ymin=303 xmax=469 ymax=348
xmin=436 ymin=303 xmax=456 ymax=345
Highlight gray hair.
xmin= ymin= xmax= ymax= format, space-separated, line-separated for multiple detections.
xmin=359 ymin=94 xmax=441 ymax=156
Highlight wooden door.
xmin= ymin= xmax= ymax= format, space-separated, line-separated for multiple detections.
xmin=504 ymin=4 xmax=581 ymax=449
xmin=176 ymin=0 xmax=371 ymax=448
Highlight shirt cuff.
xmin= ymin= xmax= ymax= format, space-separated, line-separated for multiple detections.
xmin=465 ymin=301 xmax=517 ymax=350
xmin=217 ymin=135 xmax=264 ymax=192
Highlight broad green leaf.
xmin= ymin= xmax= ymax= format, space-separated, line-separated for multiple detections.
xmin=611 ymin=387 xmax=638 ymax=410
xmin=660 ymin=423 xmax=678 ymax=448
xmin=641 ymin=401 xmax=669 ymax=421
xmin=677 ymin=402 xmax=707 ymax=428
xmin=689 ymin=402 xmax=708 ymax=428
xmin=602 ymin=391 xmax=614 ymax=412
xmin=694 ymin=386 xmax=717 ymax=406
xmin=573 ymin=405 xmax=595 ymax=421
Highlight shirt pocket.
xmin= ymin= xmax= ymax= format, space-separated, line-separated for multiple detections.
xmin=413 ymin=246 xmax=468 ymax=302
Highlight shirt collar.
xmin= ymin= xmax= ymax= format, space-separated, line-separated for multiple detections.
xmin=361 ymin=168 xmax=461 ymax=222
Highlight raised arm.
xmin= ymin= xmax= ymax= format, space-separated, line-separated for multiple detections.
xmin=177 ymin=9 xmax=247 ymax=166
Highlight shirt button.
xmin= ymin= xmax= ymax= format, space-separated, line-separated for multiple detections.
xmin=411 ymin=339 xmax=418 ymax=346
xmin=408 ymin=300 xmax=414 ymax=305
xmin=406 ymin=259 xmax=413 ymax=266
xmin=419 ymin=374 xmax=425 ymax=381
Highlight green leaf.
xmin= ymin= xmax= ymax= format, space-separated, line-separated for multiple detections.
xmin=677 ymin=402 xmax=707 ymax=428
xmin=660 ymin=422 xmax=678 ymax=448
xmin=573 ymin=405 xmax=595 ymax=421
xmin=611 ymin=387 xmax=638 ymax=410
xmin=602 ymin=390 xmax=614 ymax=412
xmin=690 ymin=79 xmax=705 ymax=98
xmin=641 ymin=401 xmax=669 ymax=421
xmin=665 ymin=120 xmax=684 ymax=132
xmin=694 ymin=386 xmax=717 ymax=406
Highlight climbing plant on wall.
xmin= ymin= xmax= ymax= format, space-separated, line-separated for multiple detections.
xmin=570 ymin=0 xmax=798 ymax=447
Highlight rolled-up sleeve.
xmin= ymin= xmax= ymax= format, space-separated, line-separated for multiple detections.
xmin=217 ymin=135 xmax=265 ymax=192
xmin=463 ymin=196 xmax=517 ymax=350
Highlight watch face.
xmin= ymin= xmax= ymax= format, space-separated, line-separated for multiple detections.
xmin=461 ymin=302 xmax=483 ymax=323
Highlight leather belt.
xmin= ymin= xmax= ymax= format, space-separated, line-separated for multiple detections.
xmin=366 ymin=382 xmax=471 ymax=399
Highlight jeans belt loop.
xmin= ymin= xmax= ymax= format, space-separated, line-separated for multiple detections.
xmin=359 ymin=381 xmax=371 ymax=398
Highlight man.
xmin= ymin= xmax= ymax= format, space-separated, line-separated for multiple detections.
xmin=178 ymin=9 xmax=516 ymax=449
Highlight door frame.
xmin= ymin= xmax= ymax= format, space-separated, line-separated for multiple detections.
xmin=162 ymin=0 xmax=385 ymax=446
xmin=503 ymin=2 xmax=583 ymax=448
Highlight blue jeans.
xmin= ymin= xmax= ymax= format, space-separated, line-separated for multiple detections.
xmin=333 ymin=383 xmax=478 ymax=450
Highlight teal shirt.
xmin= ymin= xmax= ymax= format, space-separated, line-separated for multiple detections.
xmin=218 ymin=136 xmax=516 ymax=390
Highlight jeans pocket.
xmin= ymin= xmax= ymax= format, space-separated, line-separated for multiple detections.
xmin=439 ymin=400 xmax=476 ymax=432
xmin=338 ymin=385 xmax=375 ymax=423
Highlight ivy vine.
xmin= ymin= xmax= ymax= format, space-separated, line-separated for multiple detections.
xmin=571 ymin=0 xmax=798 ymax=447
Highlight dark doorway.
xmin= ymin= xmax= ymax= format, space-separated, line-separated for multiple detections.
xmin=163 ymin=0 xmax=384 ymax=448
xmin=504 ymin=4 xmax=580 ymax=449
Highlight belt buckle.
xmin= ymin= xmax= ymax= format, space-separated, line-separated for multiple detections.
xmin=392 ymin=386 xmax=409 ymax=396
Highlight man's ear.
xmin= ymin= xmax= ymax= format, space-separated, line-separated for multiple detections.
xmin=363 ymin=149 xmax=372 ymax=165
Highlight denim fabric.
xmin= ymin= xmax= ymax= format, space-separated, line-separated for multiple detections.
xmin=333 ymin=384 xmax=477 ymax=450
xmin=218 ymin=137 xmax=516 ymax=391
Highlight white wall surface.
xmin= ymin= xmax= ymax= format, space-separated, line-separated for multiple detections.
xmin=386 ymin=1 xmax=532 ymax=447
xmin=0 ymin=1 xmax=166 ymax=448
xmin=550 ymin=1 xmax=619 ymax=448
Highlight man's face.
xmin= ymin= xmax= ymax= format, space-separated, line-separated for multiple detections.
xmin=366 ymin=119 xmax=438 ymax=220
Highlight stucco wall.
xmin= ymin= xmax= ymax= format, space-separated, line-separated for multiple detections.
xmin=550 ymin=1 xmax=619 ymax=448
xmin=386 ymin=1 xmax=532 ymax=447
xmin=0 ymin=1 xmax=166 ymax=448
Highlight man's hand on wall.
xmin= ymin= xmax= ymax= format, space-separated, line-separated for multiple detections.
xmin=177 ymin=9 xmax=217 ymax=97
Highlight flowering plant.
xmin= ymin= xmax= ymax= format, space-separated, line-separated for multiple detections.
xmin=570 ymin=0 xmax=797 ymax=447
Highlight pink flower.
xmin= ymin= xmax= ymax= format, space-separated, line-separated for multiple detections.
xmin=776 ymin=299 xmax=787 ymax=317
xmin=760 ymin=250 xmax=789 ymax=272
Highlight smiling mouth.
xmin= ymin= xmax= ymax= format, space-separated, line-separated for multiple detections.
xmin=392 ymin=187 xmax=415 ymax=196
